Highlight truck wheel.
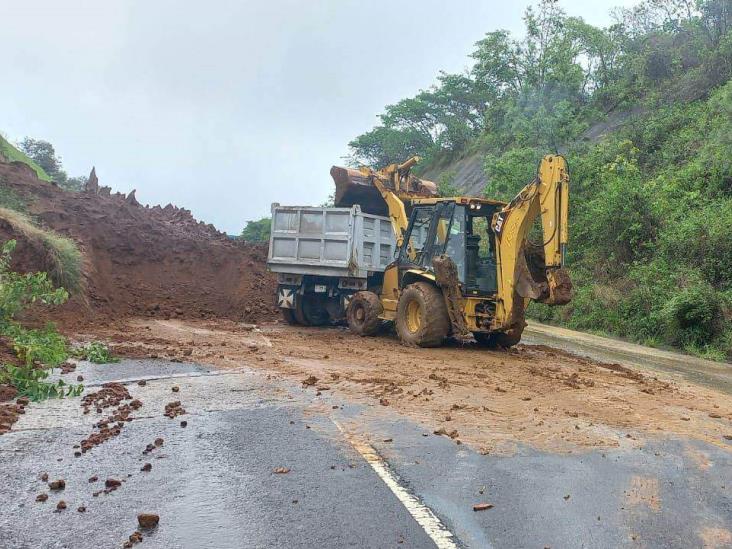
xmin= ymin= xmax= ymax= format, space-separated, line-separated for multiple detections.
xmin=281 ymin=308 xmax=298 ymax=325
xmin=293 ymin=296 xmax=309 ymax=325
xmin=395 ymin=282 xmax=449 ymax=347
xmin=473 ymin=329 xmax=523 ymax=348
xmin=302 ymin=294 xmax=329 ymax=326
xmin=347 ymin=291 xmax=383 ymax=336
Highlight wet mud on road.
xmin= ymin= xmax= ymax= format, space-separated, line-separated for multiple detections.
xmin=2 ymin=322 xmax=732 ymax=548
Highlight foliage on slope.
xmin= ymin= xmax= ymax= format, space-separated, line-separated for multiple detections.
xmin=0 ymin=135 xmax=51 ymax=182
xmin=349 ymin=0 xmax=732 ymax=359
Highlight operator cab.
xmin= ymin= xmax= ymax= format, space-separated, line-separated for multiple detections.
xmin=397 ymin=198 xmax=504 ymax=296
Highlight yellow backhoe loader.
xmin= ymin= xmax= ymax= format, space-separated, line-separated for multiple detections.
xmin=329 ymin=155 xmax=572 ymax=347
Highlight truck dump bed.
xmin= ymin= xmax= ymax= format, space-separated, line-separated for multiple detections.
xmin=267 ymin=204 xmax=396 ymax=278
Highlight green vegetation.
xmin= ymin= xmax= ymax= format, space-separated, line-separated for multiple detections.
xmin=350 ymin=0 xmax=732 ymax=359
xmin=0 ymin=240 xmax=83 ymax=401
xmin=0 ymin=135 xmax=52 ymax=181
xmin=0 ymin=182 xmax=27 ymax=213
xmin=72 ymin=341 xmax=119 ymax=364
xmin=0 ymin=207 xmax=82 ymax=292
xmin=240 ymin=217 xmax=271 ymax=242
xmin=16 ymin=137 xmax=87 ymax=192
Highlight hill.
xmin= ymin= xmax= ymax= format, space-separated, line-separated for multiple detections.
xmin=0 ymin=134 xmax=51 ymax=182
xmin=348 ymin=0 xmax=732 ymax=359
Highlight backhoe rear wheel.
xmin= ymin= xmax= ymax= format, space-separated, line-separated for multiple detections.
xmin=395 ymin=282 xmax=449 ymax=347
xmin=347 ymin=291 xmax=383 ymax=336
xmin=473 ymin=329 xmax=523 ymax=348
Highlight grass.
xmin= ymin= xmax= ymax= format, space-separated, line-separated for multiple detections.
xmin=0 ymin=207 xmax=82 ymax=292
xmin=0 ymin=181 xmax=27 ymax=213
xmin=0 ymin=134 xmax=52 ymax=182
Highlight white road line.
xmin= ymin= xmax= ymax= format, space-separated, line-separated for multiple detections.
xmin=333 ymin=420 xmax=459 ymax=549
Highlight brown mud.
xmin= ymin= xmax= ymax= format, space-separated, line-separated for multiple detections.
xmin=0 ymin=161 xmax=277 ymax=328
xmin=86 ymin=318 xmax=732 ymax=456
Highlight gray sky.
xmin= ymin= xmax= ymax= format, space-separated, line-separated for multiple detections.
xmin=2 ymin=0 xmax=636 ymax=234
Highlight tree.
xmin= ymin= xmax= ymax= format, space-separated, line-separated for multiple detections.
xmin=240 ymin=217 xmax=271 ymax=242
xmin=17 ymin=137 xmax=91 ymax=192
xmin=61 ymin=175 xmax=88 ymax=192
xmin=18 ymin=138 xmax=66 ymax=183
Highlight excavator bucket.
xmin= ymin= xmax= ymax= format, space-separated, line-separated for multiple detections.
xmin=330 ymin=163 xmax=439 ymax=217
xmin=331 ymin=166 xmax=389 ymax=216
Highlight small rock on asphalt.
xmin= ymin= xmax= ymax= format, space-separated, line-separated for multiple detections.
xmin=273 ymin=467 xmax=290 ymax=474
xmin=141 ymin=463 xmax=152 ymax=472
xmin=48 ymin=479 xmax=65 ymax=491
xmin=35 ymin=493 xmax=48 ymax=503
xmin=473 ymin=503 xmax=494 ymax=511
xmin=77 ymin=506 xmax=86 ymax=513
xmin=171 ymin=386 xmax=179 ymax=393
xmin=137 ymin=513 xmax=160 ymax=528
xmin=56 ymin=501 xmax=67 ymax=511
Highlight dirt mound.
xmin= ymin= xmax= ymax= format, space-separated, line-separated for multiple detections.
xmin=0 ymin=161 xmax=277 ymax=327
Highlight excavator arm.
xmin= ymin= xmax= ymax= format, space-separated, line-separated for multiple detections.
xmin=491 ymin=154 xmax=572 ymax=332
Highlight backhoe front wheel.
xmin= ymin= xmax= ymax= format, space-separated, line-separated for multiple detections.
xmin=347 ymin=291 xmax=383 ymax=336
xmin=395 ymin=282 xmax=449 ymax=347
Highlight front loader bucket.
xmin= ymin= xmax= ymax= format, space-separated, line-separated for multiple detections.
xmin=330 ymin=164 xmax=439 ymax=217
xmin=331 ymin=166 xmax=389 ymax=216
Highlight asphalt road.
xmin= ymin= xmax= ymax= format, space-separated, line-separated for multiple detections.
xmin=1 ymin=349 xmax=731 ymax=548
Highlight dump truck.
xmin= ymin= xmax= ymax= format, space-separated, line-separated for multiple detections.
xmin=267 ymin=204 xmax=398 ymax=325
xmin=267 ymin=155 xmax=572 ymax=347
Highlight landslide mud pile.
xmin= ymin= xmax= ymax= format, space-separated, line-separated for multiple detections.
xmin=0 ymin=161 xmax=277 ymax=326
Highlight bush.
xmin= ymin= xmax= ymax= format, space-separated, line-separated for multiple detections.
xmin=483 ymin=147 xmax=542 ymax=200
xmin=0 ymin=240 xmax=82 ymax=401
xmin=660 ymin=282 xmax=727 ymax=349
xmin=72 ymin=341 xmax=119 ymax=364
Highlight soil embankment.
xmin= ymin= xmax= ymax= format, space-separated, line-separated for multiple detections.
xmin=0 ymin=161 xmax=277 ymax=328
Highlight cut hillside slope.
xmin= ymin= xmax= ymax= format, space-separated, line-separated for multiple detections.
xmin=0 ymin=160 xmax=277 ymax=327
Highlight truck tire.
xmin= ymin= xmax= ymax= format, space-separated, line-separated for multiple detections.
xmin=395 ymin=282 xmax=449 ymax=347
xmin=293 ymin=296 xmax=309 ymax=325
xmin=281 ymin=308 xmax=298 ymax=325
xmin=347 ymin=291 xmax=383 ymax=336
xmin=473 ymin=329 xmax=523 ymax=348
xmin=302 ymin=294 xmax=329 ymax=326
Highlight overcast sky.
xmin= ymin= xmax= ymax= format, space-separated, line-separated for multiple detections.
xmin=2 ymin=0 xmax=637 ymax=234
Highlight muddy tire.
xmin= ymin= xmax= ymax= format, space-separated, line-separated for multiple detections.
xmin=347 ymin=291 xmax=383 ymax=336
xmin=301 ymin=294 xmax=329 ymax=326
xmin=395 ymin=282 xmax=449 ymax=347
xmin=473 ymin=329 xmax=523 ymax=348
xmin=293 ymin=296 xmax=309 ymax=325
xmin=281 ymin=307 xmax=298 ymax=325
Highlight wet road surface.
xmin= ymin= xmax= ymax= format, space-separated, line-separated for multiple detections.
xmin=1 ymin=356 xmax=731 ymax=548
